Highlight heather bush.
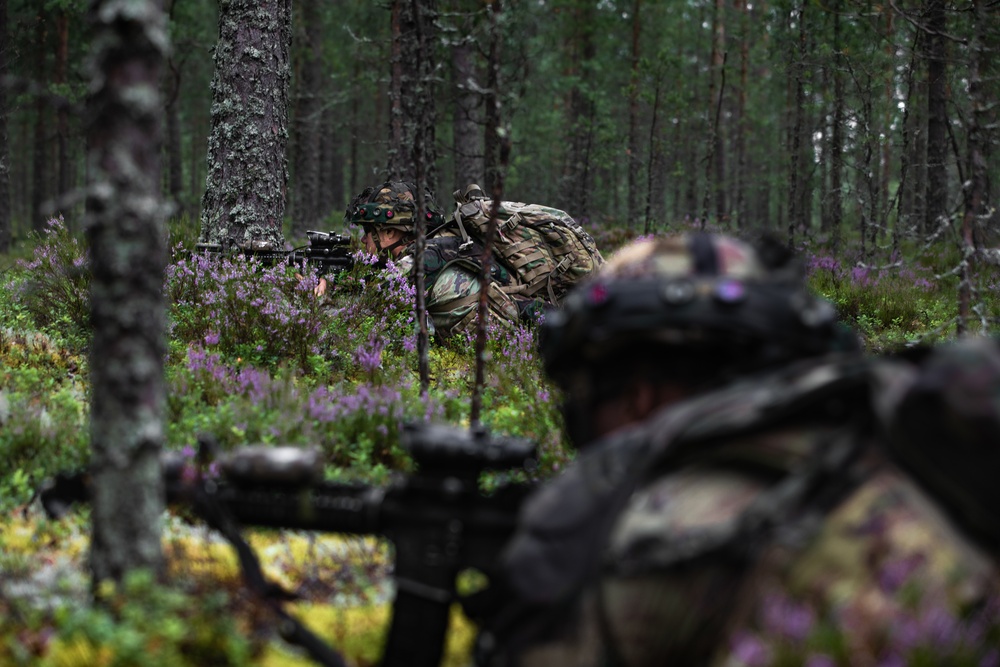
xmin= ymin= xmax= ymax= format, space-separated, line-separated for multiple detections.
xmin=803 ymin=233 xmax=1000 ymax=350
xmin=476 ymin=323 xmax=570 ymax=477
xmin=805 ymin=253 xmax=951 ymax=349
xmin=320 ymin=251 xmax=419 ymax=378
xmin=726 ymin=586 xmax=1000 ymax=667
xmin=165 ymin=249 xmax=330 ymax=373
xmin=7 ymin=218 xmax=90 ymax=350
xmin=166 ymin=345 xmax=448 ymax=481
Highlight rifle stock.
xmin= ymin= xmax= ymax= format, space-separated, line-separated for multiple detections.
xmin=40 ymin=422 xmax=536 ymax=667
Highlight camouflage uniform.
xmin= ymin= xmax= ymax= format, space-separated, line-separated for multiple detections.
xmin=348 ymin=182 xmax=537 ymax=340
xmin=479 ymin=235 xmax=1000 ymax=666
xmin=394 ymin=238 xmax=522 ymax=340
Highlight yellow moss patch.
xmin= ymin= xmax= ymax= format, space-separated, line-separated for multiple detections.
xmin=39 ymin=638 xmax=115 ymax=667
xmin=259 ymin=602 xmax=476 ymax=667
xmin=2 ymin=512 xmax=476 ymax=666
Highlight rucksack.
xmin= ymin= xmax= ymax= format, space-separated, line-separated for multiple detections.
xmin=881 ymin=337 xmax=1000 ymax=551
xmin=450 ymin=184 xmax=604 ymax=304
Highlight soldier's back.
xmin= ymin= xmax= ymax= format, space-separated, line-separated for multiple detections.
xmin=500 ymin=351 xmax=1000 ymax=666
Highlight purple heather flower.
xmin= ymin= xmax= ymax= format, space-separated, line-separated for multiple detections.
xmin=806 ymin=654 xmax=837 ymax=667
xmin=889 ymin=614 xmax=921 ymax=652
xmin=919 ymin=606 xmax=960 ymax=648
xmin=878 ymin=653 xmax=907 ymax=667
xmin=354 ymin=335 xmax=386 ymax=375
xmin=851 ymin=266 xmax=870 ymax=284
xmin=761 ymin=592 xmax=815 ymax=642
xmin=808 ymin=254 xmax=840 ymax=273
xmin=730 ymin=632 xmax=771 ymax=667
xmin=878 ymin=553 xmax=925 ymax=593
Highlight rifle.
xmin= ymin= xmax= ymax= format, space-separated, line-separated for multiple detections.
xmin=39 ymin=422 xmax=536 ymax=667
xmin=193 ymin=230 xmax=354 ymax=277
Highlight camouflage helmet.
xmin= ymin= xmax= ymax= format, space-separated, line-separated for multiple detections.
xmin=344 ymin=180 xmax=442 ymax=228
xmin=539 ymin=233 xmax=859 ymax=386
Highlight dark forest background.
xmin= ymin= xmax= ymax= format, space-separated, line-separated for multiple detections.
xmin=1 ymin=0 xmax=997 ymax=259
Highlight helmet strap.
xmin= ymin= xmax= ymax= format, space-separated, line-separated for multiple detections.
xmin=371 ymin=228 xmax=411 ymax=258
xmin=380 ymin=234 xmax=412 ymax=257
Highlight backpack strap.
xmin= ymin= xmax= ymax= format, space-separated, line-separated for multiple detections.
xmin=452 ymin=185 xmax=488 ymax=252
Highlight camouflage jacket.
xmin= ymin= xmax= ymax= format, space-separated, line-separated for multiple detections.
xmin=396 ymin=231 xmax=540 ymax=340
xmin=483 ymin=341 xmax=1000 ymax=666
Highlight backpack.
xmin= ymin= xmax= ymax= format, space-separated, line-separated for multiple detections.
xmin=881 ymin=337 xmax=1000 ymax=551
xmin=450 ymin=184 xmax=604 ymax=304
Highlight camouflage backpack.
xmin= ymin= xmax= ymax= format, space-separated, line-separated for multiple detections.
xmin=450 ymin=184 xmax=604 ymax=304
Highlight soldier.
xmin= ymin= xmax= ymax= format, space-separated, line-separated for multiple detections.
xmin=334 ymin=181 xmax=539 ymax=340
xmin=477 ymin=233 xmax=1000 ymax=666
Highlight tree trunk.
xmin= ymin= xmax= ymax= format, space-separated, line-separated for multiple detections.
xmin=388 ymin=0 xmax=405 ymax=180
xmin=957 ymin=0 xmax=987 ymax=335
xmin=291 ymin=0 xmax=322 ymax=236
xmin=452 ymin=29 xmax=482 ymax=188
xmin=199 ymin=0 xmax=291 ymax=249
xmin=828 ymin=0 xmax=845 ymax=249
xmin=387 ymin=0 xmax=438 ymax=193
xmin=799 ymin=27 xmax=815 ymax=242
xmin=55 ymin=11 xmax=70 ymax=212
xmin=471 ymin=0 xmax=508 ymax=429
xmin=189 ymin=107 xmax=202 ymax=217
xmin=0 ymin=0 xmax=10 ymax=252
xmin=924 ymin=0 xmax=948 ymax=236
xmin=734 ymin=0 xmax=748 ymax=229
xmin=164 ymin=60 xmax=183 ymax=217
xmin=626 ymin=0 xmax=641 ymax=229
xmin=704 ymin=0 xmax=726 ymax=226
xmin=86 ymin=0 xmax=168 ymax=585
xmin=786 ymin=1 xmax=805 ymax=247
xmin=319 ymin=104 xmax=344 ymax=221
xmin=879 ymin=9 xmax=894 ymax=245
xmin=163 ymin=0 xmax=183 ymax=218
xmin=560 ymin=2 xmax=596 ymax=217
xmin=898 ymin=31 xmax=922 ymax=247
xmin=348 ymin=56 xmax=360 ymax=198
xmin=31 ymin=10 xmax=48 ymax=231
xmin=643 ymin=77 xmax=662 ymax=235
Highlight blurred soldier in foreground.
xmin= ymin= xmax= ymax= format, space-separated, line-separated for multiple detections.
xmin=478 ymin=233 xmax=1000 ymax=666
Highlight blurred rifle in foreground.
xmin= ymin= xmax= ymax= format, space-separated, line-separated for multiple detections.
xmin=40 ymin=422 xmax=535 ymax=667
xmin=194 ymin=230 xmax=354 ymax=276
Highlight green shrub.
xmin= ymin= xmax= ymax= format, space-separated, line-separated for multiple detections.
xmin=7 ymin=218 xmax=90 ymax=351
xmin=0 ymin=569 xmax=253 ymax=667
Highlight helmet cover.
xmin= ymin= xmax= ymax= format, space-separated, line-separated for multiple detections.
xmin=539 ymin=233 xmax=858 ymax=383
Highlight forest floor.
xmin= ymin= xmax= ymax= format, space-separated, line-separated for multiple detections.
xmin=2 ymin=219 xmax=1000 ymax=665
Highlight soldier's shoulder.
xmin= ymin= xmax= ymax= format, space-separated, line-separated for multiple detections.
xmin=393 ymin=254 xmax=414 ymax=275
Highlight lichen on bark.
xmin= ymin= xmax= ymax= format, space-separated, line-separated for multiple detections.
xmin=86 ymin=0 xmax=169 ymax=584
xmin=199 ymin=0 xmax=292 ymax=250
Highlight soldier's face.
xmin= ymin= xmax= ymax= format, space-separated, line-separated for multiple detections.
xmin=362 ymin=228 xmax=405 ymax=256
xmin=582 ymin=380 xmax=690 ymax=444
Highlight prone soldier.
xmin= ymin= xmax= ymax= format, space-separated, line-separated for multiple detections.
xmin=478 ymin=233 xmax=1000 ymax=666
xmin=345 ymin=181 xmax=527 ymax=339
xmin=329 ymin=180 xmax=602 ymax=341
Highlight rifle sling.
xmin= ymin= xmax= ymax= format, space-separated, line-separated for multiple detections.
xmin=190 ymin=480 xmax=350 ymax=667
